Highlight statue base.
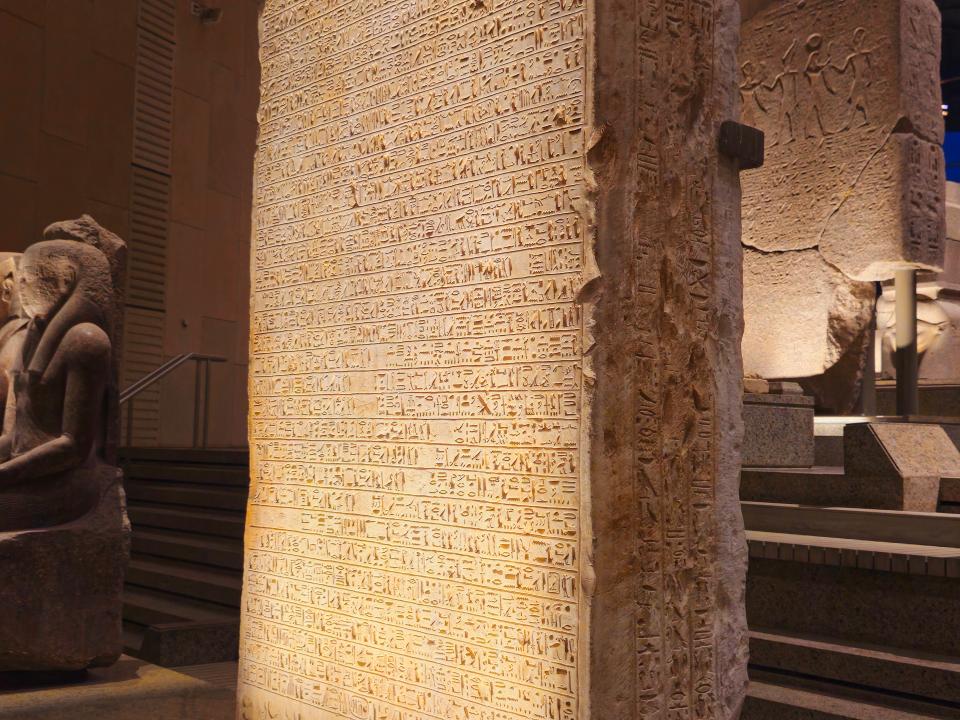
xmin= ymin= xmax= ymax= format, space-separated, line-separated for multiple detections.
xmin=0 ymin=468 xmax=130 ymax=671
xmin=0 ymin=655 xmax=235 ymax=719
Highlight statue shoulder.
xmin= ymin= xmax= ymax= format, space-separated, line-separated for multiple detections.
xmin=60 ymin=322 xmax=111 ymax=368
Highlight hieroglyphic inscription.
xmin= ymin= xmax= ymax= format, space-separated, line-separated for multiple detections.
xmin=633 ymin=1 xmax=721 ymax=716
xmin=242 ymin=1 xmax=587 ymax=718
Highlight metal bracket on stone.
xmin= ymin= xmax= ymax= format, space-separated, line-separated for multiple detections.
xmin=719 ymin=121 xmax=765 ymax=170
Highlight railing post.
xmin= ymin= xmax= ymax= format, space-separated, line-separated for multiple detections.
xmin=895 ymin=269 xmax=919 ymax=417
xmin=202 ymin=358 xmax=212 ymax=449
xmin=126 ymin=397 xmax=134 ymax=448
xmin=119 ymin=353 xmax=226 ymax=450
xmin=193 ymin=358 xmax=203 ymax=448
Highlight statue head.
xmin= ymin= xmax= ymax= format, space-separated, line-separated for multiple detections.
xmin=0 ymin=253 xmax=22 ymax=326
xmin=852 ymin=27 xmax=867 ymax=50
xmin=18 ymin=241 xmax=113 ymax=326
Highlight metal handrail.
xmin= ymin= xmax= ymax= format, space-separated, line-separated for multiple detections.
xmin=120 ymin=353 xmax=227 ymax=448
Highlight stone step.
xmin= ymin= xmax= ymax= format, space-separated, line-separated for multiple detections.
xmin=123 ymin=587 xmax=238 ymax=628
xmin=127 ymin=557 xmax=242 ymax=607
xmin=139 ymin=620 xmax=240 ymax=667
xmin=746 ymin=530 xmax=960 ymax=577
xmin=122 ymin=586 xmax=240 ymax=667
xmin=0 ymin=655 xmax=236 ymax=718
xmin=742 ymin=502 xmax=960 ymax=548
xmin=749 ymin=629 xmax=960 ymax=706
xmin=122 ymin=622 xmax=145 ymax=656
xmin=125 ymin=479 xmax=248 ymax=512
xmin=813 ymin=434 xmax=845 ymax=468
xmin=123 ymin=461 xmax=249 ymax=487
xmin=744 ymin=678 xmax=956 ymax=719
xmin=741 ymin=466 xmax=900 ymax=509
xmin=121 ymin=447 xmax=249 ymax=466
xmin=132 ymin=528 xmax=243 ymax=571
xmin=748 ymin=551 xmax=960 ymax=659
xmin=127 ymin=503 xmax=245 ymax=538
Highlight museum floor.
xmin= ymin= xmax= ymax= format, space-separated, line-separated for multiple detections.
xmin=0 ymin=657 xmax=236 ymax=720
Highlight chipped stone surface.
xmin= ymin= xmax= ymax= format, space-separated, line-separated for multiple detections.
xmin=743 ymin=248 xmax=874 ymax=379
xmin=821 ymin=133 xmax=946 ymax=281
xmin=241 ymin=0 xmax=747 ymax=718
xmin=0 ymin=471 xmax=129 ymax=671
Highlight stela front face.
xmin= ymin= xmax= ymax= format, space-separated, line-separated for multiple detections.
xmin=241 ymin=0 xmax=748 ymax=719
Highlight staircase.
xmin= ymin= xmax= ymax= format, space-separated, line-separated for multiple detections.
xmin=741 ymin=420 xmax=960 ymax=719
xmin=120 ymin=448 xmax=248 ymax=667
xmin=743 ymin=506 xmax=960 ymax=719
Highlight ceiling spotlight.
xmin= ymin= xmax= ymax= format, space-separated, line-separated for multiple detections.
xmin=191 ymin=1 xmax=222 ymax=24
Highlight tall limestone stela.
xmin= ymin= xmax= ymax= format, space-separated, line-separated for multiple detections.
xmin=241 ymin=1 xmax=748 ymax=719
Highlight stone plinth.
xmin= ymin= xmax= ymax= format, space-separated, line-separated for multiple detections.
xmin=743 ymin=391 xmax=815 ymax=468
xmin=743 ymin=422 xmax=960 ymax=511
xmin=0 ymin=657 xmax=235 ymax=720
xmin=241 ymin=1 xmax=748 ymax=718
xmin=845 ymin=422 xmax=960 ymax=512
xmin=740 ymin=0 xmax=945 ymax=394
xmin=0 ymin=471 xmax=129 ymax=671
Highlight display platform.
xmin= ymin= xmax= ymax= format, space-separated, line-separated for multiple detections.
xmin=0 ymin=656 xmax=236 ymax=719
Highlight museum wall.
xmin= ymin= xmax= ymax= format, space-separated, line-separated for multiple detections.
xmin=0 ymin=0 xmax=259 ymax=448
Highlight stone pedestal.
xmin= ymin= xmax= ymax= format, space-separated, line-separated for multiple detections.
xmin=0 ymin=470 xmax=130 ymax=672
xmin=0 ymin=656 xmax=235 ymax=720
xmin=743 ymin=421 xmax=960 ymax=511
xmin=743 ymin=388 xmax=815 ymax=469
xmin=845 ymin=422 xmax=960 ymax=512
xmin=241 ymin=0 xmax=748 ymax=718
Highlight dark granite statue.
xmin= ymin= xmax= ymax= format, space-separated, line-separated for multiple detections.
xmin=0 ymin=216 xmax=130 ymax=671
xmin=0 ymin=254 xmax=28 ymax=423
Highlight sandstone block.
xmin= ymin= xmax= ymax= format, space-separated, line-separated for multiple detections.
xmin=740 ymin=0 xmax=946 ymax=392
xmin=741 ymin=0 xmax=944 ymax=272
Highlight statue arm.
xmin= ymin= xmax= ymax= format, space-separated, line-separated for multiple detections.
xmin=0 ymin=380 xmax=14 ymax=462
xmin=0 ymin=325 xmax=109 ymax=486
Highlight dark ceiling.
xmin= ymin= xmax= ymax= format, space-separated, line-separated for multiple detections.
xmin=941 ymin=0 xmax=960 ymax=130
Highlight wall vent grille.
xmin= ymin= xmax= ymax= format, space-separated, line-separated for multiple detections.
xmin=123 ymin=0 xmax=176 ymax=446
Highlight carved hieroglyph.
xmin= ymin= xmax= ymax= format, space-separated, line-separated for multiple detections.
xmin=241 ymin=1 xmax=747 ymax=718
xmin=740 ymin=0 xmax=945 ymax=396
